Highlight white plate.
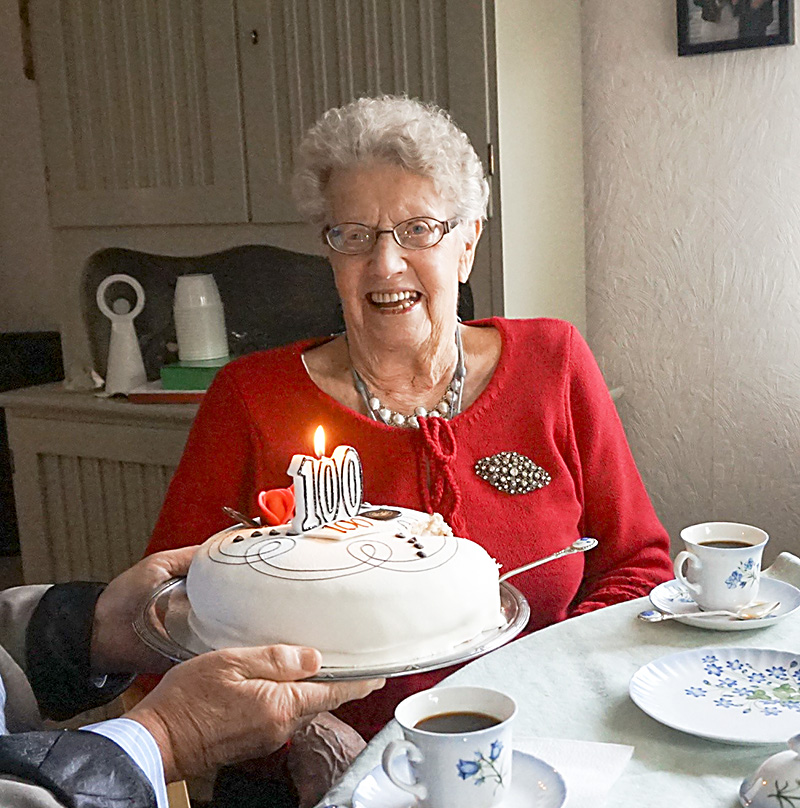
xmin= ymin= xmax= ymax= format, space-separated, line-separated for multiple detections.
xmin=351 ymin=749 xmax=566 ymax=808
xmin=648 ymin=578 xmax=800 ymax=630
xmin=630 ymin=647 xmax=800 ymax=744
xmin=134 ymin=577 xmax=529 ymax=682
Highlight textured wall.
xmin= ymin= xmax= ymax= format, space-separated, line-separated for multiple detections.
xmin=582 ymin=0 xmax=800 ymax=560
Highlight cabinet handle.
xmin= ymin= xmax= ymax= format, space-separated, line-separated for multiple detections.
xmin=250 ymin=29 xmax=259 ymax=45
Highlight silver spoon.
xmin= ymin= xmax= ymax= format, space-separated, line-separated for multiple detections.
xmin=499 ymin=537 xmax=598 ymax=583
xmin=637 ymin=600 xmax=781 ymax=623
xmin=222 ymin=506 xmax=260 ymax=529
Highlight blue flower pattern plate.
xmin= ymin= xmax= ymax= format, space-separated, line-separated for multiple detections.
xmin=630 ymin=647 xmax=800 ymax=744
xmin=649 ymin=578 xmax=800 ymax=631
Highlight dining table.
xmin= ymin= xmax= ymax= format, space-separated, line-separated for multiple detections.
xmin=315 ymin=583 xmax=800 ymax=808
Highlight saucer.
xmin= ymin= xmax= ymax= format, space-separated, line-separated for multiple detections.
xmin=648 ymin=578 xmax=800 ymax=631
xmin=351 ymin=749 xmax=566 ymax=808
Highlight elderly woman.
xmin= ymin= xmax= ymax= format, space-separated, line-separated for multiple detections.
xmin=147 ymin=96 xmax=672 ymax=742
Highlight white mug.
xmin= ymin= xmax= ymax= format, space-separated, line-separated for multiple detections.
xmin=674 ymin=522 xmax=769 ymax=611
xmin=173 ymin=273 xmax=229 ymax=361
xmin=382 ymin=686 xmax=516 ymax=808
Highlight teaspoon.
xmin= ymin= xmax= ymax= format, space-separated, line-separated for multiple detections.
xmin=637 ymin=600 xmax=781 ymax=623
xmin=499 ymin=537 xmax=598 ymax=583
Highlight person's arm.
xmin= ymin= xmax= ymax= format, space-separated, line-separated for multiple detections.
xmin=0 ymin=550 xmax=199 ymax=807
xmin=0 ymin=776 xmax=79 ymax=808
xmin=0 ymin=727 xmax=159 ymax=808
xmin=0 ymin=586 xmax=50 ymax=675
xmin=81 ymin=718 xmax=168 ymax=808
xmin=25 ymin=582 xmax=133 ymax=721
xmin=123 ymin=645 xmax=382 ymax=783
xmin=2 ymin=629 xmax=381 ymax=807
xmin=0 ymin=668 xmax=159 ymax=808
xmin=22 ymin=547 xmax=197 ymax=722
xmin=0 ymin=583 xmax=131 ymax=729
xmin=563 ymin=326 xmax=673 ymax=615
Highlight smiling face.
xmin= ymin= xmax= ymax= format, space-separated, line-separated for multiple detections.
xmin=323 ymin=162 xmax=481 ymax=360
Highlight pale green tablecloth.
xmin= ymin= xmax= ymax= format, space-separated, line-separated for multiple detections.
xmin=317 ymin=595 xmax=800 ymax=807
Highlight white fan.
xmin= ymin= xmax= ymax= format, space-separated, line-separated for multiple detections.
xmin=96 ymin=273 xmax=147 ymax=395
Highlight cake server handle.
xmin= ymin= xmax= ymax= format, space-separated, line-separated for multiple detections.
xmin=498 ymin=537 xmax=598 ymax=583
xmin=222 ymin=506 xmax=260 ymax=529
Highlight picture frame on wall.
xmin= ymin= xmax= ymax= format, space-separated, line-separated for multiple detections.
xmin=677 ymin=0 xmax=794 ymax=55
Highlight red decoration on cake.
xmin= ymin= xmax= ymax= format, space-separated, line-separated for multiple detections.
xmin=257 ymin=486 xmax=295 ymax=526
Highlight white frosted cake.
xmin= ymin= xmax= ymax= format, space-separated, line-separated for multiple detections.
xmin=185 ymin=505 xmax=503 ymax=667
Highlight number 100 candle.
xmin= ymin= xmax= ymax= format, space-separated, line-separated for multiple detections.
xmin=287 ymin=426 xmax=364 ymax=533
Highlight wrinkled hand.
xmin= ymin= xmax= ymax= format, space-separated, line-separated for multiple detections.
xmin=91 ymin=547 xmax=197 ymax=675
xmin=125 ymin=645 xmax=384 ymax=783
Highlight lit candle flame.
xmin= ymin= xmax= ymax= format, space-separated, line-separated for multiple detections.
xmin=313 ymin=425 xmax=326 ymax=459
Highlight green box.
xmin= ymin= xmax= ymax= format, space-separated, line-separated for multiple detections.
xmin=160 ymin=356 xmax=230 ymax=390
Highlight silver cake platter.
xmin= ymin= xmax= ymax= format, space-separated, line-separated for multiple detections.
xmin=134 ymin=577 xmax=530 ymax=681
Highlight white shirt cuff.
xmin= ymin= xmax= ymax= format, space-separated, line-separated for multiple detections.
xmin=81 ymin=718 xmax=169 ymax=808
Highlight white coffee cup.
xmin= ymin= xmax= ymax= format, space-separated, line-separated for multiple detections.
xmin=382 ymin=686 xmax=516 ymax=808
xmin=674 ymin=522 xmax=769 ymax=611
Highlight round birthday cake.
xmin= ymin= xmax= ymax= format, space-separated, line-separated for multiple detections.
xmin=185 ymin=505 xmax=504 ymax=667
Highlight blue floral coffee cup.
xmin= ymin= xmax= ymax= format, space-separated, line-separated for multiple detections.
xmin=675 ymin=522 xmax=769 ymax=612
xmin=382 ymin=686 xmax=516 ymax=808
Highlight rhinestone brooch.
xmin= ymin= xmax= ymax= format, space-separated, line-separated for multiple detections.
xmin=474 ymin=451 xmax=552 ymax=495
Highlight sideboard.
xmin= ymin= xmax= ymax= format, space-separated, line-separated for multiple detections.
xmin=0 ymin=384 xmax=195 ymax=584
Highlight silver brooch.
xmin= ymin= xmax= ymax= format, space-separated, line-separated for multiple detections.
xmin=474 ymin=451 xmax=552 ymax=495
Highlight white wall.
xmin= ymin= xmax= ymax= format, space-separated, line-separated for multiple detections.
xmin=0 ymin=0 xmax=56 ymax=332
xmin=495 ymin=0 xmax=586 ymax=330
xmin=583 ymin=0 xmax=800 ymax=560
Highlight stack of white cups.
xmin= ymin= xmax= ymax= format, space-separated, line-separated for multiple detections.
xmin=173 ymin=273 xmax=229 ymax=361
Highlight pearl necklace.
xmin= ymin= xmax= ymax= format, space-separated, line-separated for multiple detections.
xmin=351 ymin=327 xmax=466 ymax=428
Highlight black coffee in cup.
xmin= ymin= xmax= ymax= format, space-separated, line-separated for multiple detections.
xmin=414 ymin=711 xmax=501 ymax=733
xmin=698 ymin=539 xmax=753 ymax=549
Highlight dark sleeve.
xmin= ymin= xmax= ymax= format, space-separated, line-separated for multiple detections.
xmin=0 ymin=729 xmax=156 ymax=808
xmin=25 ymin=584 xmax=133 ymax=721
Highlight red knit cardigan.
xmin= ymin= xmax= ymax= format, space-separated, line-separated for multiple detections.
xmin=146 ymin=317 xmax=672 ymax=739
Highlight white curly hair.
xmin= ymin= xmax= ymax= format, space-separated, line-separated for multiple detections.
xmin=292 ymin=95 xmax=489 ymax=226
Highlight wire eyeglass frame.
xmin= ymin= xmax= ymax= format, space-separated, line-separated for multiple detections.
xmin=324 ymin=216 xmax=460 ymax=255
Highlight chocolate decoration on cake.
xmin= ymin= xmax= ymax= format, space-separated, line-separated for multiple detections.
xmin=232 ymin=536 xmax=244 ymax=543
xmin=361 ymin=508 xmax=402 ymax=521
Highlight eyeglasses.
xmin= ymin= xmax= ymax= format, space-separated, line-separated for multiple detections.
xmin=324 ymin=217 xmax=460 ymax=255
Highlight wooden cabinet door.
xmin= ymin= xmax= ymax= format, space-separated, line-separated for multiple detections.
xmin=29 ymin=0 xmax=248 ymax=226
xmin=7 ymin=411 xmax=188 ymax=583
xmin=236 ymin=0 xmax=501 ymax=314
xmin=237 ymin=0 xmax=495 ymax=223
